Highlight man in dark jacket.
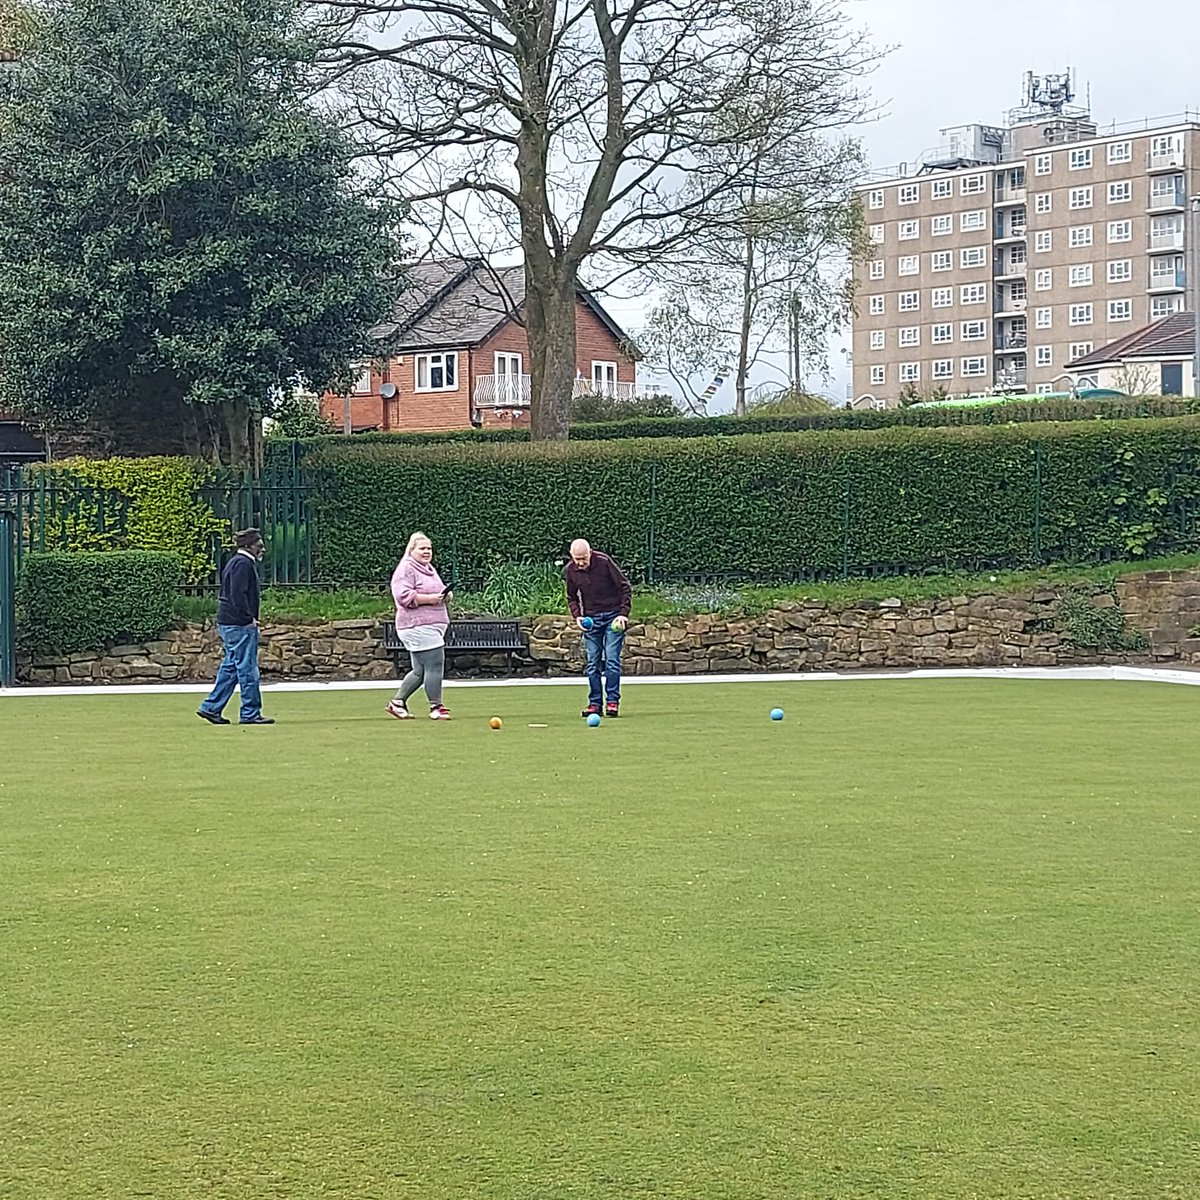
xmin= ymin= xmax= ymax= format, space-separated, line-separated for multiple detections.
xmin=565 ymin=538 xmax=632 ymax=718
xmin=197 ymin=528 xmax=274 ymax=726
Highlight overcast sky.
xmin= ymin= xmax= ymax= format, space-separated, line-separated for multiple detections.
xmin=621 ymin=0 xmax=1200 ymax=410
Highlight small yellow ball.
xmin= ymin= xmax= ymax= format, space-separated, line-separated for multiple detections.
xmin=489 ymin=716 xmax=503 ymax=730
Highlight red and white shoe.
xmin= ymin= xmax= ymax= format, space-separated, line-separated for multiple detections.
xmin=385 ymin=701 xmax=413 ymax=720
xmin=429 ymin=705 xmax=452 ymax=720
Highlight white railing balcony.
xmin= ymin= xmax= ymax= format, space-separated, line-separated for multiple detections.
xmin=572 ymin=379 xmax=638 ymax=400
xmin=474 ymin=374 xmax=532 ymax=407
xmin=1149 ymin=232 xmax=1185 ymax=251
xmin=1148 ymin=185 xmax=1187 ymax=211
xmin=1148 ymin=269 xmax=1186 ymax=292
xmin=1149 ymin=151 xmax=1185 ymax=171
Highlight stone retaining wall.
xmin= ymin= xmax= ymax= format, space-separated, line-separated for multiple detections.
xmin=17 ymin=570 xmax=1200 ymax=686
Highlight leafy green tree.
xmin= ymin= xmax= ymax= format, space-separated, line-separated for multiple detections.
xmin=0 ymin=0 xmax=403 ymax=465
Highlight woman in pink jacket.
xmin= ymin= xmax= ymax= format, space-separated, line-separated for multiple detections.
xmin=387 ymin=531 xmax=452 ymax=720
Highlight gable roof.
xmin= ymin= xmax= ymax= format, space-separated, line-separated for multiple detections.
xmin=372 ymin=257 xmax=635 ymax=354
xmin=1068 ymin=312 xmax=1195 ymax=369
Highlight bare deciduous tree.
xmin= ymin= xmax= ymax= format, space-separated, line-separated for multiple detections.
xmin=317 ymin=0 xmax=876 ymax=438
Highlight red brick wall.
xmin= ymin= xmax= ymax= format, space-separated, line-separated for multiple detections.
xmin=318 ymin=300 xmax=636 ymax=433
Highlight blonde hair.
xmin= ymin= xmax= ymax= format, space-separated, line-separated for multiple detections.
xmin=404 ymin=531 xmax=432 ymax=558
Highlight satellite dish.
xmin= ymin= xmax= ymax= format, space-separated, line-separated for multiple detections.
xmin=380 ymin=382 xmax=397 ymax=399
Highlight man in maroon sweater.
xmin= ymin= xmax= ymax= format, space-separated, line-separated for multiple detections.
xmin=565 ymin=538 xmax=632 ymax=718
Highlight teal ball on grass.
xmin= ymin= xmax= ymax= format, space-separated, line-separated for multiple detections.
xmin=587 ymin=712 xmax=601 ymax=727
xmin=770 ymin=708 xmax=784 ymax=721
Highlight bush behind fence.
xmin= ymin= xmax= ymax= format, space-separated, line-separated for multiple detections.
xmin=304 ymin=418 xmax=1200 ymax=587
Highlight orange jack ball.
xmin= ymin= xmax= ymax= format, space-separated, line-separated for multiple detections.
xmin=489 ymin=716 xmax=503 ymax=730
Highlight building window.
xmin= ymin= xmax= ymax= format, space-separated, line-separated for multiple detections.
xmin=960 ymin=209 xmax=986 ymax=231
xmin=1150 ymin=134 xmax=1182 ymax=165
xmin=1036 ymin=346 xmax=1053 ymax=367
xmin=1108 ymin=259 xmax=1132 ymax=283
xmin=869 ymin=260 xmax=884 ymax=280
xmin=899 ymin=326 xmax=920 ymax=347
xmin=1069 ymin=303 xmax=1093 ymax=326
xmin=352 ymin=365 xmax=372 ymax=394
xmin=932 ymin=323 xmax=953 ymax=344
xmin=1068 ymin=225 xmax=1093 ymax=247
xmin=1069 ymin=264 xmax=1093 ymax=287
xmin=1108 ymin=299 xmax=1133 ymax=322
xmin=961 ymin=356 xmax=988 ymax=377
xmin=1035 ymin=231 xmax=1052 ymax=253
xmin=1035 ymin=154 xmax=1052 ymax=175
xmin=1108 ymin=141 xmax=1132 ymax=164
xmin=1068 ymin=147 xmax=1093 ymax=170
xmin=1150 ymin=174 xmax=1184 ymax=203
xmin=870 ymin=364 xmax=886 ymax=385
xmin=1009 ymin=244 xmax=1027 ymax=266
xmin=960 ymin=320 xmax=987 ymax=341
xmin=869 ymin=295 xmax=884 ymax=314
xmin=1034 ymin=193 xmax=1052 ymax=215
xmin=869 ymin=224 xmax=885 ymax=243
xmin=1035 ymin=268 xmax=1052 ymax=291
xmin=898 ymin=255 xmax=920 ymax=276
xmin=932 ymin=178 xmax=953 ymax=199
xmin=1108 ymin=180 xmax=1132 ymax=204
xmin=1068 ymin=187 xmax=1092 ymax=209
xmin=931 ymin=251 xmax=953 ymax=272
xmin=1009 ymin=279 xmax=1027 ymax=302
xmin=1149 ymin=213 xmax=1183 ymax=244
xmin=1108 ymin=219 xmax=1133 ymax=243
xmin=931 ymin=214 xmax=953 ymax=236
xmin=960 ymin=284 xmax=987 ymax=305
xmin=932 ymin=359 xmax=953 ymax=379
xmin=898 ymin=291 xmax=919 ymax=312
xmin=898 ymin=220 xmax=919 ymax=240
xmin=932 ymin=287 xmax=953 ymax=308
xmin=899 ymin=362 xmax=920 ymax=382
xmin=898 ymin=183 xmax=919 ymax=205
xmin=869 ymin=330 xmax=885 ymax=350
xmin=868 ymin=189 xmax=884 ymax=209
xmin=591 ymin=361 xmax=619 ymax=395
xmin=1151 ymin=295 xmax=1184 ymax=318
xmin=1035 ymin=307 xmax=1052 ymax=329
xmin=961 ymin=174 xmax=986 ymax=195
xmin=1150 ymin=254 xmax=1184 ymax=282
xmin=960 ymin=247 xmax=986 ymax=268
xmin=1069 ymin=342 xmax=1093 ymax=360
xmin=415 ymin=352 xmax=457 ymax=391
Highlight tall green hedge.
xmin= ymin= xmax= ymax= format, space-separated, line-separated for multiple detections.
xmin=268 ymin=396 xmax=1200 ymax=463
xmin=305 ymin=418 xmax=1200 ymax=586
xmin=29 ymin=457 xmax=226 ymax=583
xmin=19 ymin=551 xmax=182 ymax=653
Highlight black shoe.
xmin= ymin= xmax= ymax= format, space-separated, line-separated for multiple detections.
xmin=197 ymin=709 xmax=230 ymax=726
xmin=240 ymin=717 xmax=275 ymax=725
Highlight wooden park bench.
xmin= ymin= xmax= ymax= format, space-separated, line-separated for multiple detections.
xmin=381 ymin=619 xmax=526 ymax=674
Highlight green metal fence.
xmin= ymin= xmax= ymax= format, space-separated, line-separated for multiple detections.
xmin=0 ymin=508 xmax=16 ymax=687
xmin=199 ymin=463 xmax=315 ymax=588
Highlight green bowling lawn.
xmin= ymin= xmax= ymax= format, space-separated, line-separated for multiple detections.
xmin=2 ymin=678 xmax=1197 ymax=1199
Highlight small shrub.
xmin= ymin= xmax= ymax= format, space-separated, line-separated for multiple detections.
xmin=1055 ymin=583 xmax=1149 ymax=651
xmin=19 ymin=550 xmax=182 ymax=653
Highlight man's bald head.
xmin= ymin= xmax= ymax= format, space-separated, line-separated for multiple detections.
xmin=569 ymin=539 xmax=592 ymax=568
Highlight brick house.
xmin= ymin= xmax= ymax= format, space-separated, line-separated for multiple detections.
xmin=321 ymin=258 xmax=641 ymax=433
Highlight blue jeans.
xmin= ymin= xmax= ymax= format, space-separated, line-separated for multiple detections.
xmin=583 ymin=612 xmax=625 ymax=708
xmin=199 ymin=623 xmax=263 ymax=723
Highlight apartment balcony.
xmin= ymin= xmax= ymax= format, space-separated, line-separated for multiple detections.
xmin=995 ymin=334 xmax=1028 ymax=352
xmin=1148 ymin=150 xmax=1186 ymax=172
xmin=993 ymin=187 xmax=1027 ymax=207
xmin=994 ymin=224 xmax=1027 ymax=244
xmin=994 ymin=262 xmax=1028 ymax=281
xmin=1148 ymin=232 xmax=1185 ymax=252
xmin=994 ymin=297 xmax=1027 ymax=318
xmin=994 ymin=367 xmax=1028 ymax=387
xmin=1147 ymin=269 xmax=1187 ymax=293
xmin=1148 ymin=183 xmax=1187 ymax=212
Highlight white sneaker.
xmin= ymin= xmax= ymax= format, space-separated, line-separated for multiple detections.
xmin=429 ymin=705 xmax=452 ymax=720
xmin=386 ymin=701 xmax=412 ymax=720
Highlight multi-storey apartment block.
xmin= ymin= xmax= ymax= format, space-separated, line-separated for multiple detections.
xmin=852 ymin=73 xmax=1200 ymax=404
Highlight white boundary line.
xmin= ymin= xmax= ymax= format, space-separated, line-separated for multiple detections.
xmin=2 ymin=664 xmax=1199 ymax=698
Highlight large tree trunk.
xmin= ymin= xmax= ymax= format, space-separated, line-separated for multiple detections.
xmin=525 ymin=273 xmax=577 ymax=441
xmin=223 ymin=398 xmax=252 ymax=468
xmin=735 ymin=230 xmax=755 ymax=417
